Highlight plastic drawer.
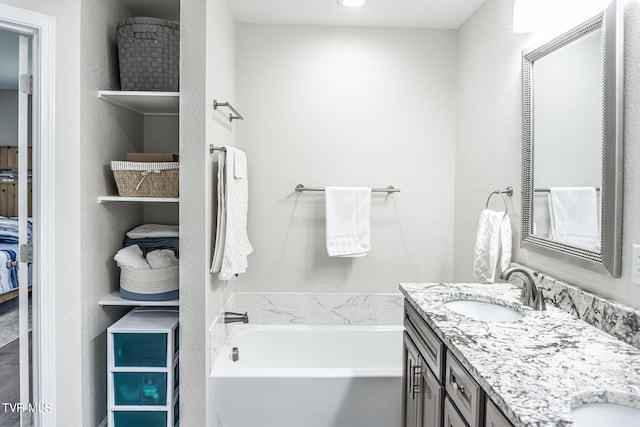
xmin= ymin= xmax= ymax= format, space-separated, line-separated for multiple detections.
xmin=113 ymin=411 xmax=167 ymax=427
xmin=173 ymin=363 xmax=179 ymax=390
xmin=113 ymin=333 xmax=167 ymax=367
xmin=113 ymin=372 xmax=168 ymax=406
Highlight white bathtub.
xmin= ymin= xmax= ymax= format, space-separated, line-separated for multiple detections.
xmin=210 ymin=324 xmax=403 ymax=427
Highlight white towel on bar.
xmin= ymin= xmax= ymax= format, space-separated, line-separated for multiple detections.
xmin=211 ymin=147 xmax=254 ymax=280
xmin=472 ymin=209 xmax=512 ymax=283
xmin=325 ymin=187 xmax=372 ymax=257
xmin=210 ymin=150 xmax=227 ymax=274
xmin=550 ymin=187 xmax=599 ymax=251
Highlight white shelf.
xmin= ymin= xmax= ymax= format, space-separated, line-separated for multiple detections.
xmin=98 ymin=196 xmax=179 ymax=203
xmin=98 ymin=90 xmax=179 ymax=116
xmin=99 ymin=291 xmax=179 ymax=307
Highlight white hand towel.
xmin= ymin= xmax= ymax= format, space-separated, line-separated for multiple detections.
xmin=126 ymin=224 xmax=179 ymax=239
xmin=472 ymin=209 xmax=512 ymax=283
xmin=325 ymin=187 xmax=372 ymax=257
xmin=216 ymin=147 xmax=254 ymax=280
xmin=211 ymin=150 xmax=227 ymax=274
xmin=549 ymin=187 xmax=599 ymax=251
xmin=146 ymin=249 xmax=179 ymax=269
xmin=114 ymin=245 xmax=150 ymax=269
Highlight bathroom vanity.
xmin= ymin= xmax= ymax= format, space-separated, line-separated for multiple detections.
xmin=400 ymin=278 xmax=640 ymax=427
xmin=402 ymin=300 xmax=511 ymax=427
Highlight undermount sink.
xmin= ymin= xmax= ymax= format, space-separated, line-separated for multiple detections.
xmin=443 ymin=299 xmax=523 ymax=322
xmin=571 ymin=403 xmax=640 ymax=427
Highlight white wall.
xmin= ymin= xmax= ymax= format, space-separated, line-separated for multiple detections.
xmin=180 ymin=0 xmax=236 ymax=425
xmin=235 ymin=25 xmax=458 ymax=293
xmin=455 ymin=0 xmax=640 ymax=309
xmin=0 ymin=90 xmax=17 ymax=144
xmin=0 ymin=0 xmax=83 ymax=425
xmin=79 ymin=0 xmax=143 ymax=425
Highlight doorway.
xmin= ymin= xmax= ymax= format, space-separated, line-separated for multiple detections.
xmin=0 ymin=4 xmax=55 ymax=427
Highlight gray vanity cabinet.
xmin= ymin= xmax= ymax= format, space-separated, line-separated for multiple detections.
xmin=485 ymin=399 xmax=512 ymax=427
xmin=402 ymin=332 xmax=443 ymax=427
xmin=403 ymin=301 xmax=514 ymax=427
xmin=402 ymin=304 xmax=444 ymax=427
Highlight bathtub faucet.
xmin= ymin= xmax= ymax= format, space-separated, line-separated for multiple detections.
xmin=224 ymin=311 xmax=249 ymax=324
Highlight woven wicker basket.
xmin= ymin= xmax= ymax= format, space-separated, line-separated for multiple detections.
xmin=111 ymin=161 xmax=179 ymax=198
xmin=116 ymin=17 xmax=180 ymax=91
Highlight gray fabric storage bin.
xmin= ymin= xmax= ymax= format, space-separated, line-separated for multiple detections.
xmin=116 ymin=17 xmax=179 ymax=91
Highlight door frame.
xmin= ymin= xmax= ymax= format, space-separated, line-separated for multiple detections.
xmin=0 ymin=4 xmax=56 ymax=426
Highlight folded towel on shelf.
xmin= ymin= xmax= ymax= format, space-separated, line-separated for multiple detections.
xmin=146 ymin=249 xmax=179 ymax=269
xmin=211 ymin=147 xmax=254 ymax=280
xmin=325 ymin=187 xmax=372 ymax=257
xmin=114 ymin=244 xmax=150 ymax=269
xmin=472 ymin=209 xmax=512 ymax=283
xmin=126 ymin=224 xmax=179 ymax=239
xmin=549 ymin=187 xmax=600 ymax=251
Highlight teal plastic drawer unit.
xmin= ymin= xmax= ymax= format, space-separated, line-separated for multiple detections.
xmin=113 ymin=410 xmax=168 ymax=427
xmin=113 ymin=333 xmax=167 ymax=367
xmin=113 ymin=372 xmax=168 ymax=406
xmin=108 ymin=308 xmax=179 ymax=427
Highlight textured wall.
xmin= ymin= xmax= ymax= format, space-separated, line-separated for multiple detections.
xmin=235 ymin=25 xmax=458 ymax=293
xmin=79 ymin=0 xmax=143 ymax=425
xmin=180 ymin=0 xmax=237 ymax=426
xmin=455 ymin=0 xmax=640 ymax=309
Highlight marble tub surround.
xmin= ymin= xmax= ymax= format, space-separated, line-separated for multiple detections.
xmin=400 ymin=282 xmax=640 ymax=427
xmin=209 ymin=295 xmax=237 ymax=370
xmin=233 ymin=292 xmax=404 ymax=325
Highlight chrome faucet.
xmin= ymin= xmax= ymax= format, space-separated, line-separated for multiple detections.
xmin=500 ymin=267 xmax=546 ymax=311
xmin=223 ymin=311 xmax=249 ymax=324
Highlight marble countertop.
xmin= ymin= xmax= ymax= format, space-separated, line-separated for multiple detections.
xmin=400 ymin=282 xmax=640 ymax=427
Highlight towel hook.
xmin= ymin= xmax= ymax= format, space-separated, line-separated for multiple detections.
xmin=485 ymin=186 xmax=513 ymax=212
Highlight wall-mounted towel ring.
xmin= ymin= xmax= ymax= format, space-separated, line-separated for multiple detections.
xmin=485 ymin=186 xmax=513 ymax=212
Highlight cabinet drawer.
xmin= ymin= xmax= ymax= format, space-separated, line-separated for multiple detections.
xmin=113 ymin=372 xmax=168 ymax=406
xmin=445 ymin=351 xmax=482 ymax=427
xmin=404 ymin=301 xmax=444 ymax=381
xmin=113 ymin=410 xmax=167 ymax=427
xmin=113 ymin=333 xmax=168 ymax=367
xmin=486 ymin=399 xmax=513 ymax=427
xmin=444 ymin=396 xmax=469 ymax=427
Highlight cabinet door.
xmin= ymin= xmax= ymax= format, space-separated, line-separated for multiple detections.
xmin=486 ymin=399 xmax=513 ymax=427
xmin=402 ymin=332 xmax=420 ymax=427
xmin=444 ymin=396 xmax=469 ymax=427
xmin=418 ymin=356 xmax=442 ymax=427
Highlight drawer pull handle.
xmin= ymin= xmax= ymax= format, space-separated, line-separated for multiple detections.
xmin=452 ymin=378 xmax=466 ymax=397
xmin=412 ymin=365 xmax=422 ymax=399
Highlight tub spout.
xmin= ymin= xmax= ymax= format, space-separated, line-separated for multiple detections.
xmin=224 ymin=311 xmax=249 ymax=324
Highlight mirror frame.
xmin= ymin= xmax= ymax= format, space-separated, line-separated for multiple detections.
xmin=521 ymin=0 xmax=623 ymax=277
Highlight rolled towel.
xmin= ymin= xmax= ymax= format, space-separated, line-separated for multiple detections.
xmin=114 ymin=245 xmax=150 ymax=269
xmin=146 ymin=249 xmax=179 ymax=269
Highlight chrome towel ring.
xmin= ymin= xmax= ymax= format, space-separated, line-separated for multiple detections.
xmin=485 ymin=186 xmax=514 ymax=212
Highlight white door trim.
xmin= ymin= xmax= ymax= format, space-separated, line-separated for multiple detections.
xmin=0 ymin=4 xmax=56 ymax=427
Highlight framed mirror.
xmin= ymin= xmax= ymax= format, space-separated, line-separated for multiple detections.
xmin=521 ymin=0 xmax=623 ymax=277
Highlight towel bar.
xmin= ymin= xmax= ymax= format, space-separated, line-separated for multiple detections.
xmin=213 ymin=100 xmax=244 ymax=122
xmin=295 ymin=184 xmax=400 ymax=193
xmin=485 ymin=187 xmax=513 ymax=212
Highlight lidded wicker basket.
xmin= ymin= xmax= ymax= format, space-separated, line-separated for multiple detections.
xmin=111 ymin=161 xmax=179 ymax=198
xmin=116 ymin=17 xmax=180 ymax=91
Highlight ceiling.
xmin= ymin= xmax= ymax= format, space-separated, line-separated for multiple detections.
xmin=229 ymin=0 xmax=487 ymax=29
